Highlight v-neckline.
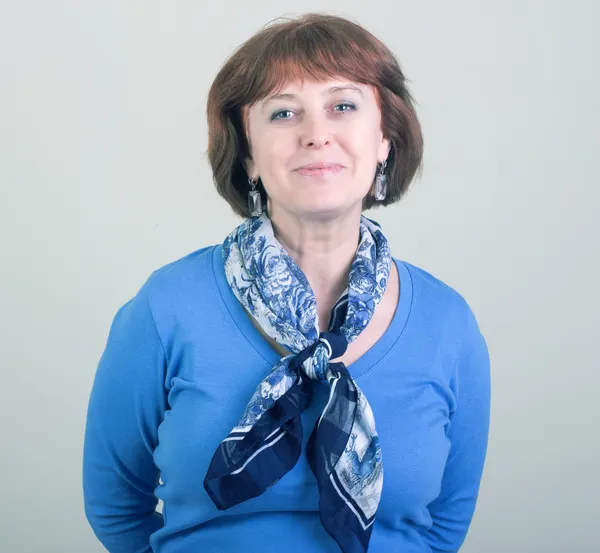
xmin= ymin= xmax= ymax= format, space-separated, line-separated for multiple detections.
xmin=210 ymin=244 xmax=414 ymax=380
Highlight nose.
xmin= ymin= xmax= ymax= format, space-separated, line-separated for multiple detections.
xmin=300 ymin=115 xmax=331 ymax=149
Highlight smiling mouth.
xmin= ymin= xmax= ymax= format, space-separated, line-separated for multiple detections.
xmin=295 ymin=166 xmax=344 ymax=178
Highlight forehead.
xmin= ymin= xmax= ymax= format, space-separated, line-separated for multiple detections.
xmin=253 ymin=79 xmax=374 ymax=111
xmin=271 ymin=78 xmax=368 ymax=94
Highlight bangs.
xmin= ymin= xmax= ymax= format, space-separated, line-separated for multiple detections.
xmin=241 ymin=21 xmax=384 ymax=105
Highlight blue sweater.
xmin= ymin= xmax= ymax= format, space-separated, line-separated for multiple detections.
xmin=83 ymin=244 xmax=491 ymax=553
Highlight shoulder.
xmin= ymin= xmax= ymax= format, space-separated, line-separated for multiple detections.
xmin=401 ymin=259 xmax=472 ymax=314
xmin=147 ymin=244 xmax=217 ymax=285
xmin=398 ymin=258 xmax=485 ymax=342
xmin=137 ymin=244 xmax=220 ymax=313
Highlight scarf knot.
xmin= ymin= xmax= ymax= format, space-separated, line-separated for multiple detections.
xmin=289 ymin=330 xmax=349 ymax=381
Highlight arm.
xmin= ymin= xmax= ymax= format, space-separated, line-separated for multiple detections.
xmin=83 ymin=277 xmax=167 ymax=553
xmin=423 ymin=303 xmax=491 ymax=552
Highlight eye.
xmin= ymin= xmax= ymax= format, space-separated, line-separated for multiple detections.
xmin=333 ymin=102 xmax=356 ymax=113
xmin=271 ymin=109 xmax=294 ymax=121
xmin=270 ymin=103 xmax=356 ymax=121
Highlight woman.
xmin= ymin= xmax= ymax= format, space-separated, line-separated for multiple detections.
xmin=83 ymin=13 xmax=491 ymax=553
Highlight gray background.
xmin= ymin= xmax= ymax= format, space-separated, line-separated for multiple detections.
xmin=2 ymin=1 xmax=598 ymax=552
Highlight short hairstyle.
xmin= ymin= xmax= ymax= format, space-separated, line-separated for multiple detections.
xmin=206 ymin=12 xmax=424 ymax=218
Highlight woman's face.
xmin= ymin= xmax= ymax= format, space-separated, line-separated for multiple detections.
xmin=243 ymin=78 xmax=390 ymax=219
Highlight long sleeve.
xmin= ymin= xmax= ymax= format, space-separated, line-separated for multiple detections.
xmin=423 ymin=303 xmax=492 ymax=552
xmin=83 ymin=277 xmax=167 ymax=553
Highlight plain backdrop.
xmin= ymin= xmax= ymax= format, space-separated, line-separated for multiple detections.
xmin=2 ymin=1 xmax=599 ymax=552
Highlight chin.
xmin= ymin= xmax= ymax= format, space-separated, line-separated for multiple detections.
xmin=291 ymin=197 xmax=361 ymax=219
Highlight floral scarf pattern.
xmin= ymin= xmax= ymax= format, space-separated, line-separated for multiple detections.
xmin=203 ymin=212 xmax=391 ymax=553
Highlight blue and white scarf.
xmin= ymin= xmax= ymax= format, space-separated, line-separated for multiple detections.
xmin=203 ymin=212 xmax=391 ymax=553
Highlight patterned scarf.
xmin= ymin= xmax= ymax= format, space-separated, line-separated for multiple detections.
xmin=203 ymin=212 xmax=391 ymax=553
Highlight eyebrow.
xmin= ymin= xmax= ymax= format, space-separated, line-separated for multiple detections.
xmin=261 ymin=85 xmax=364 ymax=111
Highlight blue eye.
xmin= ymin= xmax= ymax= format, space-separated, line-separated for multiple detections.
xmin=271 ymin=109 xmax=294 ymax=121
xmin=333 ymin=102 xmax=356 ymax=113
xmin=270 ymin=103 xmax=357 ymax=121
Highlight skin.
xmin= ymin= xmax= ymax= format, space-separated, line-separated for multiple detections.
xmin=243 ymin=78 xmax=393 ymax=332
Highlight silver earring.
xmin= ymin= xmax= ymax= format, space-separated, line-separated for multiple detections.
xmin=374 ymin=160 xmax=388 ymax=201
xmin=248 ymin=177 xmax=263 ymax=217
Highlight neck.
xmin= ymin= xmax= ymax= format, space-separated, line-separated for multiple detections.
xmin=267 ymin=203 xmax=362 ymax=327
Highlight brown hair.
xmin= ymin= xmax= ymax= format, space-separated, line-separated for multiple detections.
xmin=205 ymin=12 xmax=424 ymax=218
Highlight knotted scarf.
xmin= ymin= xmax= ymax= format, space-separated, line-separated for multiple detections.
xmin=203 ymin=212 xmax=391 ymax=553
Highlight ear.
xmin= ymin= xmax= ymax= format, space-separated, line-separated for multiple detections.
xmin=244 ymin=157 xmax=257 ymax=179
xmin=377 ymin=135 xmax=391 ymax=164
xmin=241 ymin=106 xmax=258 ymax=178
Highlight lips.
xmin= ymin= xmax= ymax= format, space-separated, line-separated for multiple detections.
xmin=295 ymin=164 xmax=344 ymax=178
xmin=296 ymin=162 xmax=343 ymax=171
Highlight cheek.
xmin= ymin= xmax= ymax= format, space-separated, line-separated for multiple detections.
xmin=260 ymin=134 xmax=295 ymax=170
xmin=342 ymin=120 xmax=380 ymax=155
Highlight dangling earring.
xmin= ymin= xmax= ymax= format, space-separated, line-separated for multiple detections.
xmin=373 ymin=160 xmax=388 ymax=201
xmin=248 ymin=176 xmax=263 ymax=217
